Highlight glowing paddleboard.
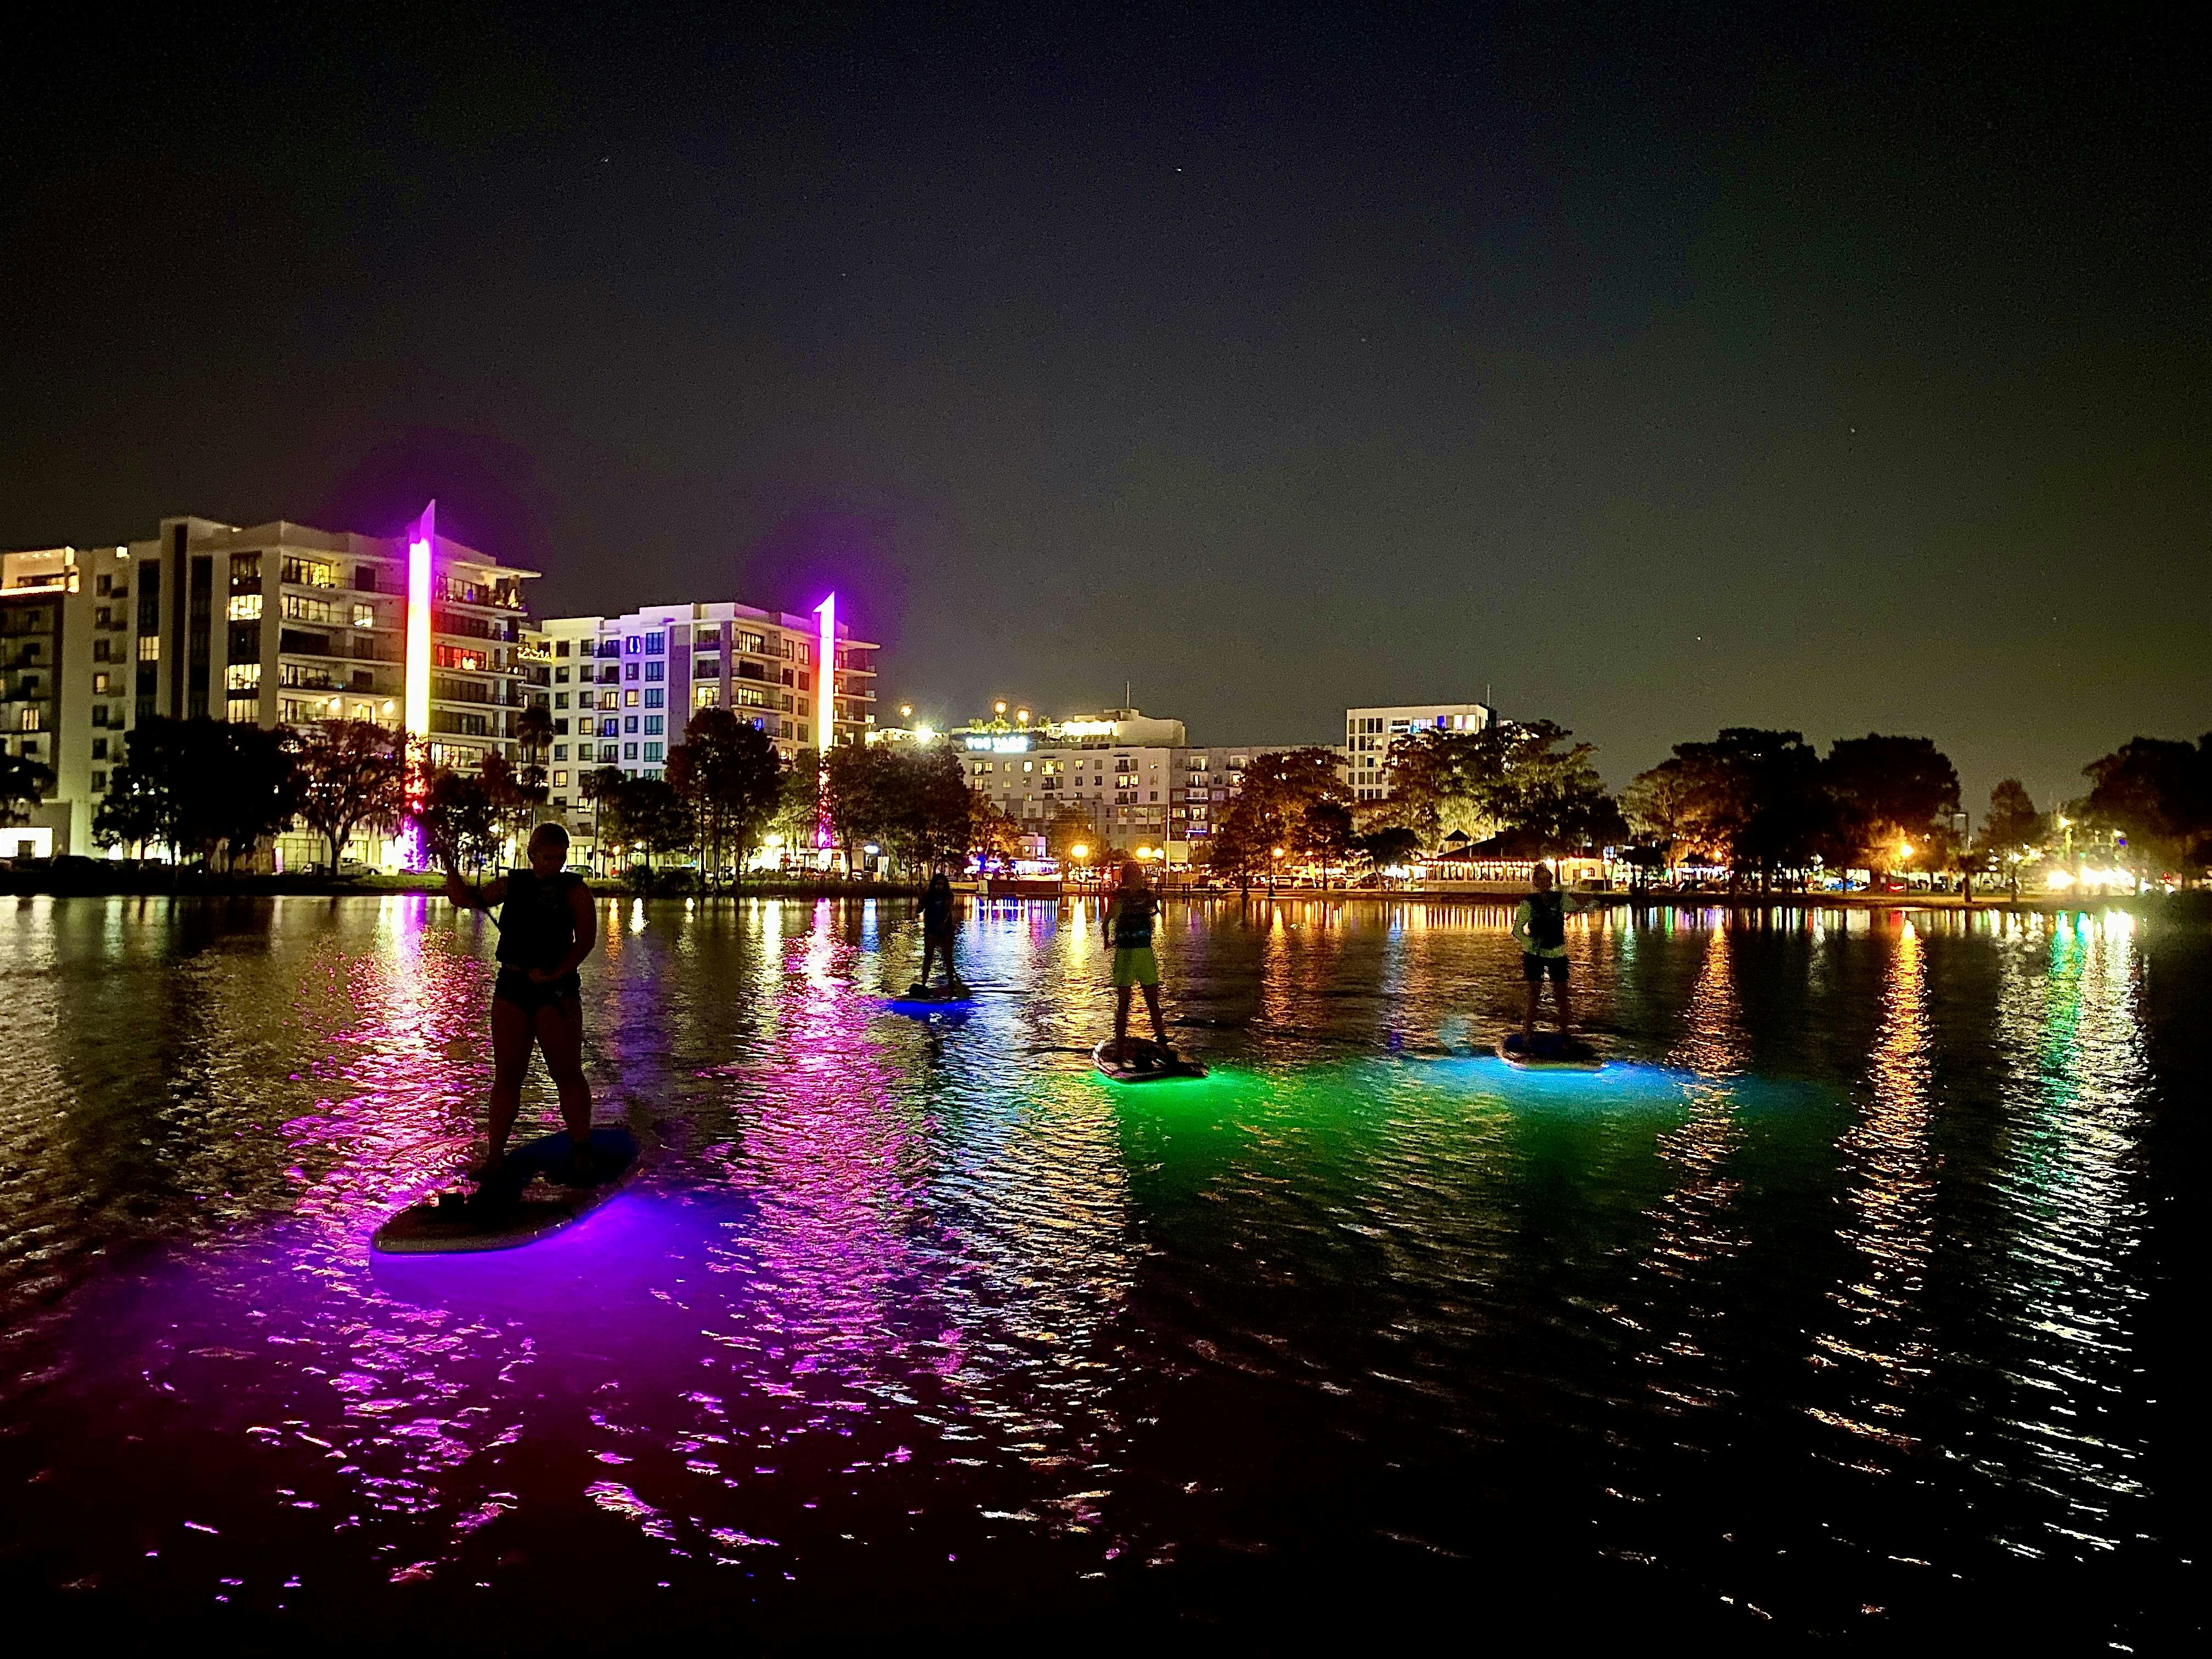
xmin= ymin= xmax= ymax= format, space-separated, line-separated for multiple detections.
xmin=1092 ymin=1037 xmax=1209 ymax=1083
xmin=372 ymin=1127 xmax=639 ymax=1254
xmin=1495 ymin=1032 xmax=1603 ymax=1071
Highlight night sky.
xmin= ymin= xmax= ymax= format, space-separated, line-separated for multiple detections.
xmin=5 ymin=5 xmax=2205 ymax=809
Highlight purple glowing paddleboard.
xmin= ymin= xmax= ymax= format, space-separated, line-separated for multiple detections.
xmin=372 ymin=1127 xmax=639 ymax=1254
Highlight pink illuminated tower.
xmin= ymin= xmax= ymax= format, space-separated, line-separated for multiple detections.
xmin=814 ymin=592 xmax=836 ymax=850
xmin=403 ymin=501 xmax=435 ymax=866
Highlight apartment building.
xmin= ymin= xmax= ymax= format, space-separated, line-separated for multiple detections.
xmin=531 ymin=597 xmax=878 ymax=814
xmin=1342 ymin=700 xmax=1496 ymax=801
xmin=1 ymin=544 xmax=137 ymax=856
xmin=954 ymin=709 xmax=1185 ymax=853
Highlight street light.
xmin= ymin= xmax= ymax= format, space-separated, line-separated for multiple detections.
xmin=900 ymin=704 xmax=912 ymax=719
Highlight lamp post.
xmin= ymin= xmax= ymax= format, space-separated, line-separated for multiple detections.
xmin=1270 ymin=844 xmax=1285 ymax=897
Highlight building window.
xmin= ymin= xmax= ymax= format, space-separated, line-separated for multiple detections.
xmin=644 ymin=742 xmax=663 ymax=761
xmin=625 ymin=636 xmax=641 ymax=656
xmin=644 ymin=660 xmax=663 ymax=682
xmin=92 ymin=770 xmax=106 ymax=791
xmin=553 ymin=744 xmax=568 ymax=761
xmin=644 ymin=715 xmax=663 ymax=736
xmin=625 ymin=662 xmax=640 ymax=682
xmin=601 ymin=743 xmax=618 ymax=761
xmin=644 ymin=632 xmax=664 ymax=655
xmin=623 ymin=742 xmax=638 ymax=760
xmin=643 ymin=687 xmax=664 ymax=709
xmin=554 ymin=667 xmax=569 ymax=684
xmin=624 ymin=715 xmax=639 ymax=734
xmin=625 ymin=689 xmax=640 ymax=707
xmin=553 ymin=691 xmax=568 ymax=710
xmin=553 ymin=770 xmax=568 ymax=787
xmin=138 ymin=635 xmax=160 ymax=661
xmin=601 ymin=690 xmax=619 ymax=710
xmin=226 ymin=663 xmax=261 ymax=691
xmin=555 ymin=640 xmax=570 ymax=658
xmin=227 ymin=593 xmax=262 ymax=622
xmin=695 ymin=684 xmax=719 ymax=708
xmin=601 ymin=718 xmax=618 ymax=737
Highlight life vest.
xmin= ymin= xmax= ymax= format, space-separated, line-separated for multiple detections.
xmin=496 ymin=869 xmax=583 ymax=971
xmin=1111 ymin=890 xmax=1158 ymax=948
xmin=1526 ymin=889 xmax=1566 ymax=951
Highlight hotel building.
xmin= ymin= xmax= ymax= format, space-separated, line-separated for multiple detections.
xmin=1342 ymin=700 xmax=1496 ymax=801
xmin=531 ymin=598 xmax=877 ymax=816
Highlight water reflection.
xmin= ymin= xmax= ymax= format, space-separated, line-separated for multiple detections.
xmin=0 ymin=896 xmax=2188 ymax=1641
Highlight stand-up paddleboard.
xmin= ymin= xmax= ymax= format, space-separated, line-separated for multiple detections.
xmin=373 ymin=1126 xmax=639 ymax=1254
xmin=1092 ymin=1037 xmax=1209 ymax=1082
xmin=900 ymin=980 xmax=969 ymax=1002
xmin=1495 ymin=1031 xmax=1603 ymax=1071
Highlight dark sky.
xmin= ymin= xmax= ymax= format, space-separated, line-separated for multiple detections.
xmin=5 ymin=4 xmax=2205 ymax=810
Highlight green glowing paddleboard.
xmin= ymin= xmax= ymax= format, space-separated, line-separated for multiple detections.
xmin=372 ymin=1127 xmax=638 ymax=1254
xmin=1495 ymin=1032 xmax=1603 ymax=1071
xmin=1093 ymin=1037 xmax=1209 ymax=1082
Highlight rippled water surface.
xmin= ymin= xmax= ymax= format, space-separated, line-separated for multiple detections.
xmin=1 ymin=895 xmax=2200 ymax=1645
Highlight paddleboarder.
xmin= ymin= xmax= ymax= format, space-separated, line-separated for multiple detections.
xmin=917 ymin=870 xmax=961 ymax=990
xmin=443 ymin=821 xmax=599 ymax=1183
xmin=1512 ymin=861 xmax=1585 ymax=1047
xmin=1103 ymin=857 xmax=1173 ymax=1065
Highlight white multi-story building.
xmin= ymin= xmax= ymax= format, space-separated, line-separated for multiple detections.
xmin=1 ymin=544 xmax=137 ymax=856
xmin=951 ymin=709 xmax=1183 ymax=854
xmin=1341 ymin=700 xmax=1496 ymax=801
xmin=5 ymin=512 xmax=537 ymax=860
xmin=531 ymin=598 xmax=877 ymax=814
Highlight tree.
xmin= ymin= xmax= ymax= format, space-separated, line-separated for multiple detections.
xmin=2083 ymin=733 xmax=2212 ymax=879
xmin=89 ymin=716 xmax=299 ymax=870
xmin=1976 ymin=778 xmax=2045 ymax=897
xmin=823 ymin=742 xmax=897 ymax=872
xmin=1 ymin=752 xmax=54 ymax=826
xmin=414 ymin=768 xmax=503 ymax=876
xmin=514 ymin=702 xmax=555 ymax=801
xmin=891 ymin=746 xmax=977 ymax=874
xmin=293 ymin=720 xmax=407 ymax=871
xmin=969 ymin=793 xmax=1025 ymax=871
xmin=770 ymin=760 xmax=823 ymax=863
xmin=1218 ymin=747 xmax=1349 ymax=876
xmin=620 ymin=776 xmax=696 ymax=868
xmin=1351 ymin=825 xmax=1421 ymax=873
xmin=665 ymin=708 xmax=782 ymax=884
xmin=480 ymin=752 xmax=545 ymax=850
xmin=579 ymin=765 xmax=625 ymax=872
xmin=213 ymin=723 xmax=303 ymax=872
xmin=1204 ymin=805 xmax=1272 ymax=894
xmin=1045 ymin=803 xmax=1096 ymax=864
xmin=1620 ymin=758 xmax=1697 ymax=881
xmin=1383 ymin=721 xmax=1618 ymax=854
xmin=1306 ymin=799 xmax=1355 ymax=887
xmin=1822 ymin=734 xmax=1961 ymax=879
xmin=1668 ymin=728 xmax=1831 ymax=890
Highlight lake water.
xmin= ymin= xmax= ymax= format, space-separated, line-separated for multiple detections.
xmin=0 ymin=896 xmax=2198 ymax=1645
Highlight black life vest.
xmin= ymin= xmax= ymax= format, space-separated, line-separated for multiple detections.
xmin=1527 ymin=889 xmax=1566 ymax=951
xmin=496 ymin=869 xmax=583 ymax=971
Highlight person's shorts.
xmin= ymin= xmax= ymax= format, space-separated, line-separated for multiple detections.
xmin=1521 ymin=952 xmax=1569 ymax=985
xmin=494 ymin=967 xmax=582 ymax=1014
xmin=1111 ymin=946 xmax=1161 ymax=988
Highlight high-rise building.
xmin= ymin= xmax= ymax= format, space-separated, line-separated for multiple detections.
xmin=1 ymin=544 xmax=137 ymax=856
xmin=531 ymin=597 xmax=877 ymax=812
xmin=5 ymin=511 xmax=538 ymax=862
xmin=1342 ymin=701 xmax=1496 ymax=801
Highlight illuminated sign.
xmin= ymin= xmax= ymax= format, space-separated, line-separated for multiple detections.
xmin=1056 ymin=720 xmax=1116 ymax=737
xmin=966 ymin=735 xmax=1030 ymax=753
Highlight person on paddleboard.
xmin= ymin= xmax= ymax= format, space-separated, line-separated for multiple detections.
xmin=443 ymin=821 xmax=599 ymax=1182
xmin=1103 ymin=857 xmax=1173 ymax=1065
xmin=1512 ymin=861 xmax=1584 ymax=1047
xmin=918 ymin=870 xmax=961 ymax=989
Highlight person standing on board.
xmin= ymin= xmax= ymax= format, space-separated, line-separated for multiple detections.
xmin=1103 ymin=857 xmax=1173 ymax=1064
xmin=1512 ymin=861 xmax=1582 ymax=1045
xmin=444 ymin=821 xmax=599 ymax=1181
xmin=917 ymin=869 xmax=961 ymax=989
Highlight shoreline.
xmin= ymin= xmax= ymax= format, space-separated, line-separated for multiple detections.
xmin=0 ymin=874 xmax=2192 ymax=920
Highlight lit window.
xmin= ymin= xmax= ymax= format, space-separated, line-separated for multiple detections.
xmin=695 ymin=684 xmax=719 ymax=708
xmin=625 ymin=689 xmax=639 ymax=707
xmin=227 ymin=594 xmax=263 ymax=622
xmin=601 ymin=718 xmax=618 ymax=737
xmin=625 ymin=636 xmax=641 ymax=656
xmin=225 ymin=663 xmax=262 ymax=691
xmin=138 ymin=636 xmax=160 ymax=661
xmin=553 ymin=770 xmax=568 ymax=787
xmin=93 ymin=672 xmax=110 ymax=693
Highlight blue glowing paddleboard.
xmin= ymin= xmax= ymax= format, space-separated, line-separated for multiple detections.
xmin=1092 ymin=1037 xmax=1209 ymax=1082
xmin=372 ymin=1127 xmax=639 ymax=1254
xmin=1496 ymin=1032 xmax=1603 ymax=1071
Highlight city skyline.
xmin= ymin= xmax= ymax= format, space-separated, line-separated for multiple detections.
xmin=6 ymin=9 xmax=2205 ymax=814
